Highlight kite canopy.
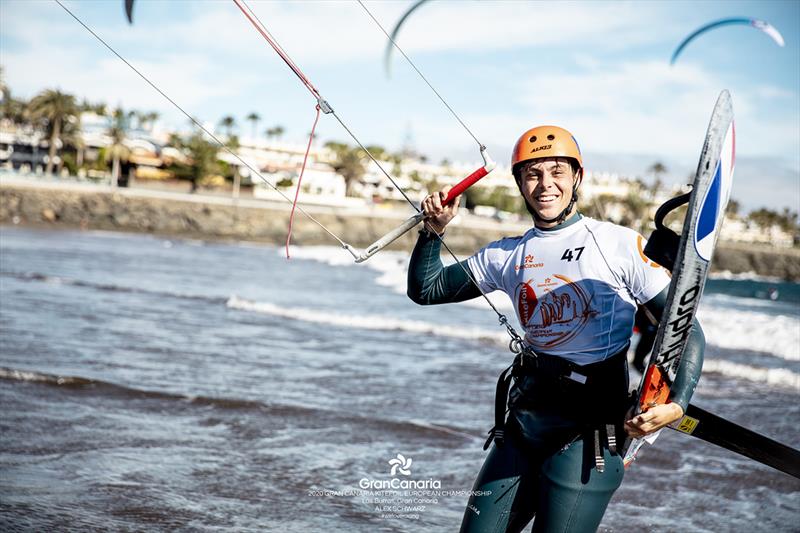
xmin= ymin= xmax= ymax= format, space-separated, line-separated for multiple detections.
xmin=125 ymin=0 xmax=134 ymax=24
xmin=671 ymin=17 xmax=785 ymax=65
xmin=384 ymin=0 xmax=429 ymax=77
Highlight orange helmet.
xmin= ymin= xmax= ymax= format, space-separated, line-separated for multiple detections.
xmin=511 ymin=125 xmax=582 ymax=169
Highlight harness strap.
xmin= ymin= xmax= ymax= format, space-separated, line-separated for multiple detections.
xmin=483 ymin=362 xmax=515 ymax=450
xmin=606 ymin=423 xmax=618 ymax=454
xmin=594 ymin=429 xmax=605 ymax=473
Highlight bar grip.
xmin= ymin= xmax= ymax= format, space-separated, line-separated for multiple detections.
xmin=441 ymin=166 xmax=490 ymax=205
xmin=353 ymin=149 xmax=496 ymax=263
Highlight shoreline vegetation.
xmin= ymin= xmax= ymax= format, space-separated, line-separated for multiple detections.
xmin=2 ymin=178 xmax=798 ymax=282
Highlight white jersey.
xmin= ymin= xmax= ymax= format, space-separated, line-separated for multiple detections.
xmin=467 ymin=216 xmax=670 ymax=365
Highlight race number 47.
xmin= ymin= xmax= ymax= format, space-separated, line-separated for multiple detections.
xmin=561 ymin=247 xmax=585 ymax=262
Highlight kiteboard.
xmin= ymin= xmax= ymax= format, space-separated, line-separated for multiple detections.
xmin=675 ymin=403 xmax=800 ymax=479
xmin=623 ymin=89 xmax=735 ymax=466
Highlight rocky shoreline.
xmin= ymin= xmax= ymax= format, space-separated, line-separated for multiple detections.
xmin=2 ymin=179 xmax=798 ymax=281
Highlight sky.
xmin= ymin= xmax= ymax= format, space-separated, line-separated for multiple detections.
xmin=1 ymin=0 xmax=798 ymax=213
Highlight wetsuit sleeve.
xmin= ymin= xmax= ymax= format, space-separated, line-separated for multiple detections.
xmin=407 ymin=230 xmax=483 ymax=305
xmin=643 ymin=286 xmax=705 ymax=412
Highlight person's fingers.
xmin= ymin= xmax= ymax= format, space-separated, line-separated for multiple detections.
xmin=430 ymin=192 xmax=442 ymax=211
xmin=624 ymin=412 xmax=657 ymax=437
xmin=422 ymin=195 xmax=436 ymax=216
xmin=449 ymin=194 xmax=461 ymax=216
xmin=625 ymin=405 xmax=679 ymax=437
xmin=623 ymin=421 xmax=644 ymax=438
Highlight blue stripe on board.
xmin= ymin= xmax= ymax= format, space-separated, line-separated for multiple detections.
xmin=696 ymin=161 xmax=722 ymax=242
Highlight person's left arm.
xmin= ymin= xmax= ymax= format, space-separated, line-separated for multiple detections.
xmin=624 ymin=285 xmax=705 ymax=437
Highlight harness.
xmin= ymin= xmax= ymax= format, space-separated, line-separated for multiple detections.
xmin=483 ymin=346 xmax=631 ymax=473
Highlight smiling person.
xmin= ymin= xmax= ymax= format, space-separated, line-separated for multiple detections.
xmin=407 ymin=125 xmax=705 ymax=532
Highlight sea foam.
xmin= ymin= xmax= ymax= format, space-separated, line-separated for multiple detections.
xmin=701 ymin=360 xmax=800 ymax=389
xmin=697 ymin=306 xmax=800 ymax=362
xmin=226 ymin=295 xmax=506 ymax=345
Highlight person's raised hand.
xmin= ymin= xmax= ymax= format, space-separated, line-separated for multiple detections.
xmin=421 ymin=186 xmax=460 ymax=235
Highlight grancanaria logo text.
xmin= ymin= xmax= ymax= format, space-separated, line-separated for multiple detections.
xmin=358 ymin=453 xmax=442 ymax=490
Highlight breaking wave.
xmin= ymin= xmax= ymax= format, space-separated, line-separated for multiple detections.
xmin=702 ymin=360 xmax=800 ymax=389
xmin=226 ymin=295 xmax=506 ymax=345
xmin=697 ymin=306 xmax=800 ymax=362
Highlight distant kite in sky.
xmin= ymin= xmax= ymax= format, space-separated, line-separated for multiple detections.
xmin=125 ymin=0 xmax=134 ymax=24
xmin=384 ymin=0 xmax=429 ymax=77
xmin=671 ymin=18 xmax=785 ymax=65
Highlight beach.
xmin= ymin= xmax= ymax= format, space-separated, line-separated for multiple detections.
xmin=2 ymin=176 xmax=799 ymax=281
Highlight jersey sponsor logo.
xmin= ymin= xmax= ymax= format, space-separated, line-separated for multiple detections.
xmin=518 ymin=280 xmax=539 ymax=325
xmin=516 ymin=274 xmax=599 ymax=349
xmin=514 ymin=253 xmax=544 ymax=271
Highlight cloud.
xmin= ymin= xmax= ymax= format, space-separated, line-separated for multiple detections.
xmin=1 ymin=0 xmax=797 ymax=212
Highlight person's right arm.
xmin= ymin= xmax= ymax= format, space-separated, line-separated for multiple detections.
xmin=406 ymin=229 xmax=482 ymax=305
xmin=407 ymin=186 xmax=482 ymax=305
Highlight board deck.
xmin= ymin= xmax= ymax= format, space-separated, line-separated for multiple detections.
xmin=624 ymin=90 xmax=735 ymax=466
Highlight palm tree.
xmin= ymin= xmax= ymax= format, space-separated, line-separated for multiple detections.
xmin=365 ymin=145 xmax=387 ymax=161
xmin=0 ymin=67 xmax=7 ymax=95
xmin=137 ymin=110 xmax=159 ymax=132
xmin=246 ymin=112 xmax=260 ymax=140
xmin=324 ymin=141 xmax=367 ymax=197
xmin=390 ymin=152 xmax=403 ymax=177
xmin=620 ymin=192 xmax=650 ymax=233
xmin=26 ymin=89 xmax=78 ymax=175
xmin=219 ymin=115 xmax=236 ymax=139
xmin=0 ymin=68 xmax=27 ymax=126
xmin=648 ymin=161 xmax=667 ymax=200
xmin=648 ymin=162 xmax=667 ymax=176
xmin=168 ymin=130 xmax=221 ymax=193
xmin=0 ymin=67 xmax=9 ymax=111
xmin=57 ymin=114 xmax=83 ymax=174
xmin=726 ymin=198 xmax=740 ymax=218
xmin=79 ymin=98 xmax=107 ymax=116
xmin=107 ymin=107 xmax=131 ymax=187
xmin=132 ymin=110 xmax=146 ymax=131
xmin=264 ymin=125 xmax=286 ymax=143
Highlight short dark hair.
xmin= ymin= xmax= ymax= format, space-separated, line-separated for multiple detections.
xmin=512 ymin=157 xmax=581 ymax=183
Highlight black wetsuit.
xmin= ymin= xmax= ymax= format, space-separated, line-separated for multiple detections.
xmin=407 ymin=214 xmax=705 ymax=532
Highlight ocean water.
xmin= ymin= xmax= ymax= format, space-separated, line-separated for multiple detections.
xmin=1 ymin=226 xmax=798 ymax=532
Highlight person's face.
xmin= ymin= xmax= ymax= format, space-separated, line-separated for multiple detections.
xmin=518 ymin=157 xmax=581 ymax=227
